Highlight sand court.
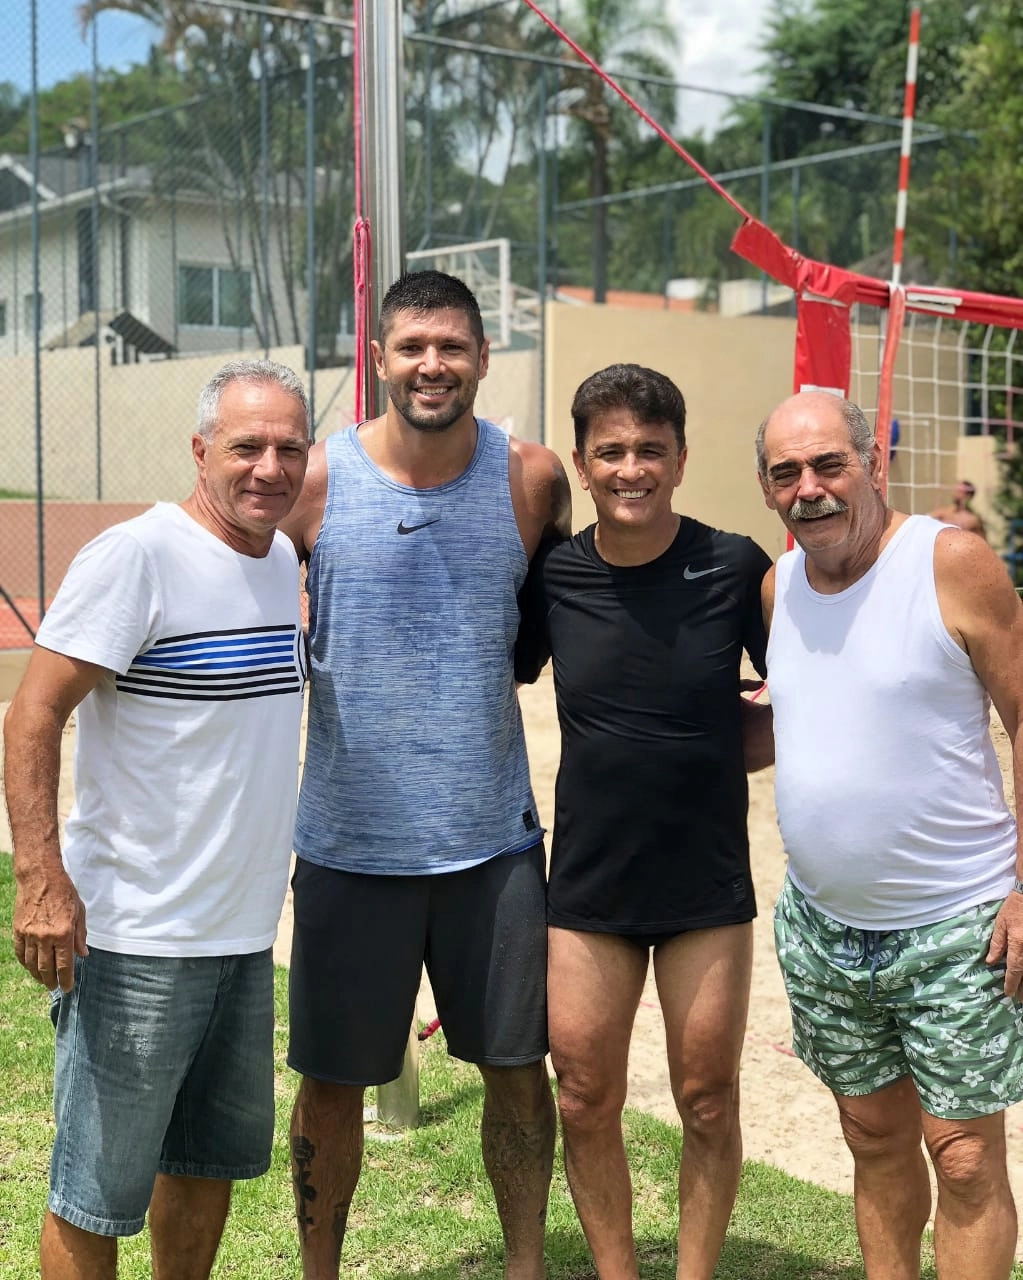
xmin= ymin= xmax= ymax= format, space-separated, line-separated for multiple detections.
xmin=3 ymin=662 xmax=1023 ymax=1254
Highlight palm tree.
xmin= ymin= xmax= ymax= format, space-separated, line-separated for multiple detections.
xmin=557 ymin=0 xmax=679 ymax=301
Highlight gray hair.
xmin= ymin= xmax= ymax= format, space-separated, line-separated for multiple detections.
xmin=755 ymin=395 xmax=875 ymax=480
xmin=196 ymin=359 xmax=311 ymax=439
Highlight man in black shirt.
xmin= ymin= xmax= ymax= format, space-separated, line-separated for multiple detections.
xmin=517 ymin=363 xmax=772 ymax=1279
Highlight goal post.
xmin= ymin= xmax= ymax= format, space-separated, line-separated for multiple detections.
xmin=407 ymin=238 xmax=515 ymax=349
xmin=732 ymin=218 xmax=1023 ymax=516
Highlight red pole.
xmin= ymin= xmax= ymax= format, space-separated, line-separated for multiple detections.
xmin=891 ymin=5 xmax=921 ymax=287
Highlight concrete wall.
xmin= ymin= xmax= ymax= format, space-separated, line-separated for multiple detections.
xmin=1 ymin=301 xmax=1005 ymax=593
xmin=544 ymin=301 xmax=797 ymax=558
xmin=0 ymin=344 xmax=540 ymax=600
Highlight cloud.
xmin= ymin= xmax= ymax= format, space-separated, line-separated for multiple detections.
xmin=668 ymin=0 xmax=770 ymax=133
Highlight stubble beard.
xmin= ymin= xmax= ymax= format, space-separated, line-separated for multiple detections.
xmin=390 ymin=379 xmax=475 ymax=434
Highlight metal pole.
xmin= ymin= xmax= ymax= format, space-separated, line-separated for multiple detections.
xmin=259 ymin=17 xmax=271 ymax=355
xmin=357 ymin=0 xmax=406 ymax=419
xmin=422 ymin=0 xmax=435 ymax=248
xmin=90 ymin=0 xmax=102 ymax=498
xmin=891 ymin=4 xmax=921 ymax=287
xmin=759 ymin=105 xmax=770 ymax=314
xmin=305 ymin=21 xmax=317 ymax=435
xmin=537 ymin=67 xmax=548 ymax=446
xmin=791 ymin=164 xmax=801 ymax=252
xmin=30 ymin=0 xmax=45 ymax=624
xmin=549 ymin=3 xmax=560 ymax=307
xmin=357 ymin=0 xmax=415 ymax=1128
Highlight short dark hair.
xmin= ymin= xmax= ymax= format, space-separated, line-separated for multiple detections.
xmin=378 ymin=270 xmax=485 ymax=348
xmin=571 ymin=364 xmax=686 ymax=453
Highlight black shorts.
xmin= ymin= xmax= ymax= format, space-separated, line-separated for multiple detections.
xmin=287 ymin=845 xmax=548 ymax=1086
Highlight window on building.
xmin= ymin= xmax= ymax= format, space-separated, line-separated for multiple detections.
xmin=23 ymin=291 xmax=43 ymax=336
xmin=178 ymin=265 xmax=253 ymax=328
xmin=77 ymin=207 xmax=97 ymax=315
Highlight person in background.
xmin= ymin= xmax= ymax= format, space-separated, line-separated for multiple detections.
xmin=930 ymin=478 xmax=987 ymax=539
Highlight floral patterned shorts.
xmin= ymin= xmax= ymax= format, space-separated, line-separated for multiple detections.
xmin=774 ymin=876 xmax=1023 ymax=1119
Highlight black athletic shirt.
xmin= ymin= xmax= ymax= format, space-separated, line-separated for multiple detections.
xmin=518 ymin=517 xmax=771 ymax=935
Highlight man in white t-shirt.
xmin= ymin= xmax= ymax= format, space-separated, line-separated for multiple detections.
xmin=3 ymin=358 xmax=310 ymax=1280
xmin=758 ymin=390 xmax=1023 ymax=1280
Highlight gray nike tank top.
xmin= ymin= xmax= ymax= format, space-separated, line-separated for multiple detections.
xmin=295 ymin=420 xmax=542 ymax=874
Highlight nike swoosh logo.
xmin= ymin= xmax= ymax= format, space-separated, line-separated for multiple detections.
xmin=683 ymin=564 xmax=725 ymax=580
xmin=397 ymin=518 xmax=440 ymax=535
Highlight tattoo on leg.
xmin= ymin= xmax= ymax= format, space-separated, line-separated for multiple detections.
xmin=292 ymin=1134 xmax=317 ymax=1237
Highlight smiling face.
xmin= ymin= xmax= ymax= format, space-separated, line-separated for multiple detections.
xmin=759 ymin=393 xmax=884 ymax=559
xmin=372 ymin=307 xmax=489 ymax=434
xmin=574 ymin=411 xmax=685 ymax=542
xmin=191 ymin=379 xmax=310 ymax=554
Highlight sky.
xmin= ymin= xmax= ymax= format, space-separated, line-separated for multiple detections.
xmin=9 ymin=0 xmax=772 ymax=131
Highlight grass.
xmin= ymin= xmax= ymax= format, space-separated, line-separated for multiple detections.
xmin=1 ymin=856 xmax=1018 ymax=1279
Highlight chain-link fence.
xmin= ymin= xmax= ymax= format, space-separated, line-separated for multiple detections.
xmin=2 ymin=0 xmax=966 ymax=644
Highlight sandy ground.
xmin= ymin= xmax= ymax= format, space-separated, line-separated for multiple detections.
xmin=3 ymin=654 xmax=1023 ymax=1250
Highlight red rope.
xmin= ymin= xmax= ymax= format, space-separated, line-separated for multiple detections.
xmin=520 ymin=0 xmax=754 ymax=223
xmin=352 ymin=4 xmax=372 ymax=422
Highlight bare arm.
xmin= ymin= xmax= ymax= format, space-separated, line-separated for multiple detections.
xmin=739 ymin=681 xmax=774 ymax=772
xmin=4 ymin=648 xmax=104 ymax=991
xmin=934 ymin=529 xmax=1023 ymax=995
xmin=509 ymin=437 xmax=573 ymax=561
xmin=761 ymin=562 xmax=776 ymax=631
xmin=278 ymin=438 xmax=329 ymax=564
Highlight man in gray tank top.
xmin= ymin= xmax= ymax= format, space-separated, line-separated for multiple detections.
xmin=759 ymin=390 xmax=1023 ymax=1280
xmin=280 ymin=271 xmax=571 ymax=1280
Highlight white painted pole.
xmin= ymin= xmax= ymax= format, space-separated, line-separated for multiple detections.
xmin=356 ymin=0 xmax=418 ymax=1130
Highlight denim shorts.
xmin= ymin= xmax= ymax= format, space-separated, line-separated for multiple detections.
xmin=774 ymin=877 xmax=1023 ymax=1119
xmin=49 ymin=947 xmax=275 ymax=1236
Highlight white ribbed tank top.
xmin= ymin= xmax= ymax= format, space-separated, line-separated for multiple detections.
xmin=768 ymin=515 xmax=1016 ymax=929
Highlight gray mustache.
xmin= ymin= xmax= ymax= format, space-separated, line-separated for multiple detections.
xmin=789 ymin=496 xmax=848 ymax=519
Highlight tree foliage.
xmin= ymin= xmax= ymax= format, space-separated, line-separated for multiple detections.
xmin=6 ymin=0 xmax=1023 ymax=333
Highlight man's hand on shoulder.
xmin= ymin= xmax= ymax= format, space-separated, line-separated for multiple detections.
xmin=279 ymin=438 xmax=329 ymax=563
xmin=509 ymin=437 xmax=572 ymax=559
xmin=987 ymin=890 xmax=1023 ymax=998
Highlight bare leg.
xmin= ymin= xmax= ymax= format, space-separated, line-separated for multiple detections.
xmin=835 ymin=1078 xmax=931 ymax=1280
xmin=290 ymin=1077 xmax=366 ymax=1280
xmin=40 ymin=1212 xmax=117 ymax=1280
xmin=477 ymin=1060 xmax=556 ymax=1280
xmin=149 ymin=1174 xmax=232 ymax=1280
xmin=653 ymin=924 xmax=752 ymax=1280
xmin=922 ymin=1109 xmax=1017 ymax=1280
xmin=548 ymin=927 xmax=649 ymax=1280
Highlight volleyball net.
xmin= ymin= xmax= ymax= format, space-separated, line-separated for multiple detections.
xmin=733 ymin=217 xmax=1023 ymax=511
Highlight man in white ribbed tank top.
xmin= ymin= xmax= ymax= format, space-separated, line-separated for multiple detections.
xmin=758 ymin=390 xmax=1023 ymax=1280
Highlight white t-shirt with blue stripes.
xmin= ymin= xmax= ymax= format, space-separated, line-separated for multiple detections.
xmin=36 ymin=502 xmax=306 ymax=956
